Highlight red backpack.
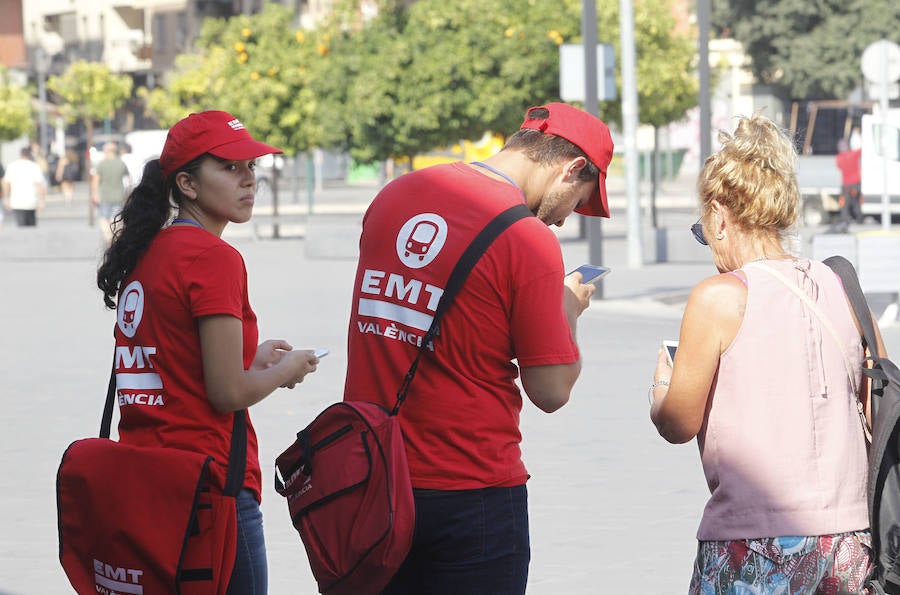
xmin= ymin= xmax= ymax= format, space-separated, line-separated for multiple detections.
xmin=274 ymin=204 xmax=531 ymax=594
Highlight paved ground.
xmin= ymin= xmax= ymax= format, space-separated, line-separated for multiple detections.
xmin=1 ymin=176 xmax=898 ymax=594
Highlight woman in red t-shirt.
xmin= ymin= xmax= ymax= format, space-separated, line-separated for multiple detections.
xmin=97 ymin=111 xmax=320 ymax=594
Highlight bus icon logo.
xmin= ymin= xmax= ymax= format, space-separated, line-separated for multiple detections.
xmin=117 ymin=280 xmax=145 ymax=338
xmin=396 ymin=214 xmax=447 ymax=269
xmin=405 ymin=221 xmax=439 ymax=260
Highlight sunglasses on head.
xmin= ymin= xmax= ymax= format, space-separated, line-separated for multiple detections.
xmin=690 ymin=220 xmax=708 ymax=246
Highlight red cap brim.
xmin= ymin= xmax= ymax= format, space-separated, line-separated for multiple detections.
xmin=208 ymin=139 xmax=283 ymax=161
xmin=574 ymin=171 xmax=610 ymax=218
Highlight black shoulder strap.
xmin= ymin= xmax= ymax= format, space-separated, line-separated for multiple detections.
xmin=101 ymin=357 xmax=247 ymax=498
xmin=824 ymin=255 xmax=879 ymax=355
xmin=392 ymin=203 xmax=532 ymax=414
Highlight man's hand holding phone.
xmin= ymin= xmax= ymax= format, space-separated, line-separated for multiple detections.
xmin=567 ymin=264 xmax=611 ymax=284
xmin=564 ymin=264 xmax=610 ymax=319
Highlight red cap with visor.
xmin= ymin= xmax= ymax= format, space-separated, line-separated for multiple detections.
xmin=519 ymin=102 xmax=614 ymax=218
xmin=159 ymin=110 xmax=283 ymax=180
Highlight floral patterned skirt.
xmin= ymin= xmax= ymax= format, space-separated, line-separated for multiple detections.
xmin=689 ymin=531 xmax=873 ymax=594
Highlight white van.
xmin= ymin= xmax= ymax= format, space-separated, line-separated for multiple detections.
xmin=860 ymin=110 xmax=900 ymax=221
xmin=124 ymin=129 xmax=169 ymax=169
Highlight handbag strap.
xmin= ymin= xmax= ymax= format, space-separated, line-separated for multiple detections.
xmin=101 ymin=361 xmax=247 ymax=498
xmin=391 ymin=203 xmax=532 ymax=415
xmin=747 ymin=261 xmax=871 ymax=442
xmin=823 ymin=255 xmax=880 ymax=357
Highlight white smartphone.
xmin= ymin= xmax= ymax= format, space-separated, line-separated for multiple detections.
xmin=662 ymin=340 xmax=679 ymax=366
xmin=313 ymin=348 xmax=330 ymax=359
xmin=567 ymin=264 xmax=612 ymax=284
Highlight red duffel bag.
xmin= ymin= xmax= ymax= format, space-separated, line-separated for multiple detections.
xmin=56 ymin=365 xmax=248 ymax=595
xmin=57 ymin=438 xmax=237 ymax=595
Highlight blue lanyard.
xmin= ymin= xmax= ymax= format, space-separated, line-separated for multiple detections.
xmin=471 ymin=161 xmax=525 ymax=199
xmin=171 ymin=217 xmax=204 ymax=229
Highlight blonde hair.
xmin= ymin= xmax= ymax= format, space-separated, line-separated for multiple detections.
xmin=698 ymin=115 xmax=799 ymax=239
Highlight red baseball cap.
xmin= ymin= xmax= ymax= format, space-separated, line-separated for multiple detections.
xmin=520 ymin=102 xmax=614 ymax=218
xmin=159 ymin=110 xmax=283 ymax=180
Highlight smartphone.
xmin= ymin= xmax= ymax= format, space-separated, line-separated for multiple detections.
xmin=567 ymin=264 xmax=612 ymax=284
xmin=313 ymin=348 xmax=330 ymax=359
xmin=662 ymin=340 xmax=679 ymax=365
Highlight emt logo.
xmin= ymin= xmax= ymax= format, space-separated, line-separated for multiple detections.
xmin=117 ymin=281 xmax=144 ymax=338
xmin=93 ymin=558 xmax=144 ymax=595
xmin=396 ymin=213 xmax=447 ymax=269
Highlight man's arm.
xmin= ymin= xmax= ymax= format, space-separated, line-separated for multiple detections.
xmin=519 ymin=272 xmax=593 ymax=413
xmin=520 ymin=362 xmax=581 ymax=413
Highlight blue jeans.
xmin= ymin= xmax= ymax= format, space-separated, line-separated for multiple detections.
xmin=382 ymin=485 xmax=530 ymax=595
xmin=226 ymin=489 xmax=268 ymax=594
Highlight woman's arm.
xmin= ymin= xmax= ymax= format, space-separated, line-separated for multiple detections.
xmin=650 ymin=274 xmax=747 ymax=443
xmin=199 ymin=315 xmax=318 ymax=412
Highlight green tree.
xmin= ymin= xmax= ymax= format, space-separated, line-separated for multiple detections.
xmin=0 ymin=66 xmax=34 ymax=141
xmin=327 ymin=0 xmax=696 ymax=169
xmin=394 ymin=0 xmax=581 ymax=160
xmin=591 ymin=0 xmax=698 ymax=129
xmin=712 ymin=0 xmax=900 ymax=99
xmin=312 ymin=1 xmax=410 ymax=164
xmin=319 ymin=0 xmax=582 ymax=165
xmin=591 ymin=0 xmax=698 ymax=221
xmin=144 ymin=0 xmax=698 ymax=178
xmin=47 ymin=61 xmax=132 ymax=223
xmin=143 ymin=3 xmax=324 ymax=156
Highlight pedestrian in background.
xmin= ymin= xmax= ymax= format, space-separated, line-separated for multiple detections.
xmin=649 ymin=114 xmax=886 ymax=593
xmin=55 ymin=148 xmax=80 ymax=207
xmin=836 ymin=135 xmax=864 ymax=226
xmin=91 ymin=142 xmax=130 ymax=246
xmin=344 ymin=102 xmax=613 ymax=595
xmin=29 ymin=141 xmax=50 ymax=186
xmin=96 ymin=110 xmax=321 ymax=594
xmin=1 ymin=147 xmax=47 ymax=227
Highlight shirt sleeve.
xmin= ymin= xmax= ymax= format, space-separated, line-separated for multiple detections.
xmin=184 ymin=244 xmax=247 ymax=319
xmin=507 ymin=225 xmax=579 ymax=367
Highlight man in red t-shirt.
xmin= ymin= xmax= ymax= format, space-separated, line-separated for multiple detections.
xmin=344 ymin=103 xmax=614 ymax=594
xmin=835 ymin=137 xmax=863 ymax=224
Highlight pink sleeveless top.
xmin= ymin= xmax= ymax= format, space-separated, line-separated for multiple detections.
xmin=696 ymin=258 xmax=868 ymax=540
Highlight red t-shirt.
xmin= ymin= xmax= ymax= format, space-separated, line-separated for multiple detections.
xmin=835 ymin=149 xmax=862 ymax=186
xmin=113 ymin=227 xmax=262 ymax=501
xmin=343 ymin=162 xmax=579 ymax=489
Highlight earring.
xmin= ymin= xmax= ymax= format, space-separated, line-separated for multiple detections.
xmin=715 ymin=231 xmax=725 ymax=241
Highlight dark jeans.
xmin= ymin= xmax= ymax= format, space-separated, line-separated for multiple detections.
xmin=226 ymin=489 xmax=268 ymax=595
xmin=13 ymin=209 xmax=36 ymax=226
xmin=840 ymin=183 xmax=863 ymax=224
xmin=382 ymin=485 xmax=530 ymax=595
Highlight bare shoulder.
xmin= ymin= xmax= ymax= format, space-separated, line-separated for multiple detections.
xmin=686 ymin=272 xmax=748 ymax=321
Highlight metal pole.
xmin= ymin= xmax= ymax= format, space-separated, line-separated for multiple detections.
xmin=306 ymin=150 xmax=315 ymax=215
xmin=698 ymin=0 xmax=712 ymax=163
xmin=880 ymin=43 xmax=891 ymax=231
xmin=620 ymin=0 xmax=643 ymax=267
xmin=37 ymin=49 xmax=50 ymax=158
xmin=582 ymin=0 xmax=604 ymax=298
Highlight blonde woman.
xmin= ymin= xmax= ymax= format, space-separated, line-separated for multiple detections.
xmin=649 ymin=114 xmax=887 ymax=593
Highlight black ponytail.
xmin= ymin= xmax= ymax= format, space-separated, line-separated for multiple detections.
xmin=97 ymin=159 xmax=172 ymax=309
